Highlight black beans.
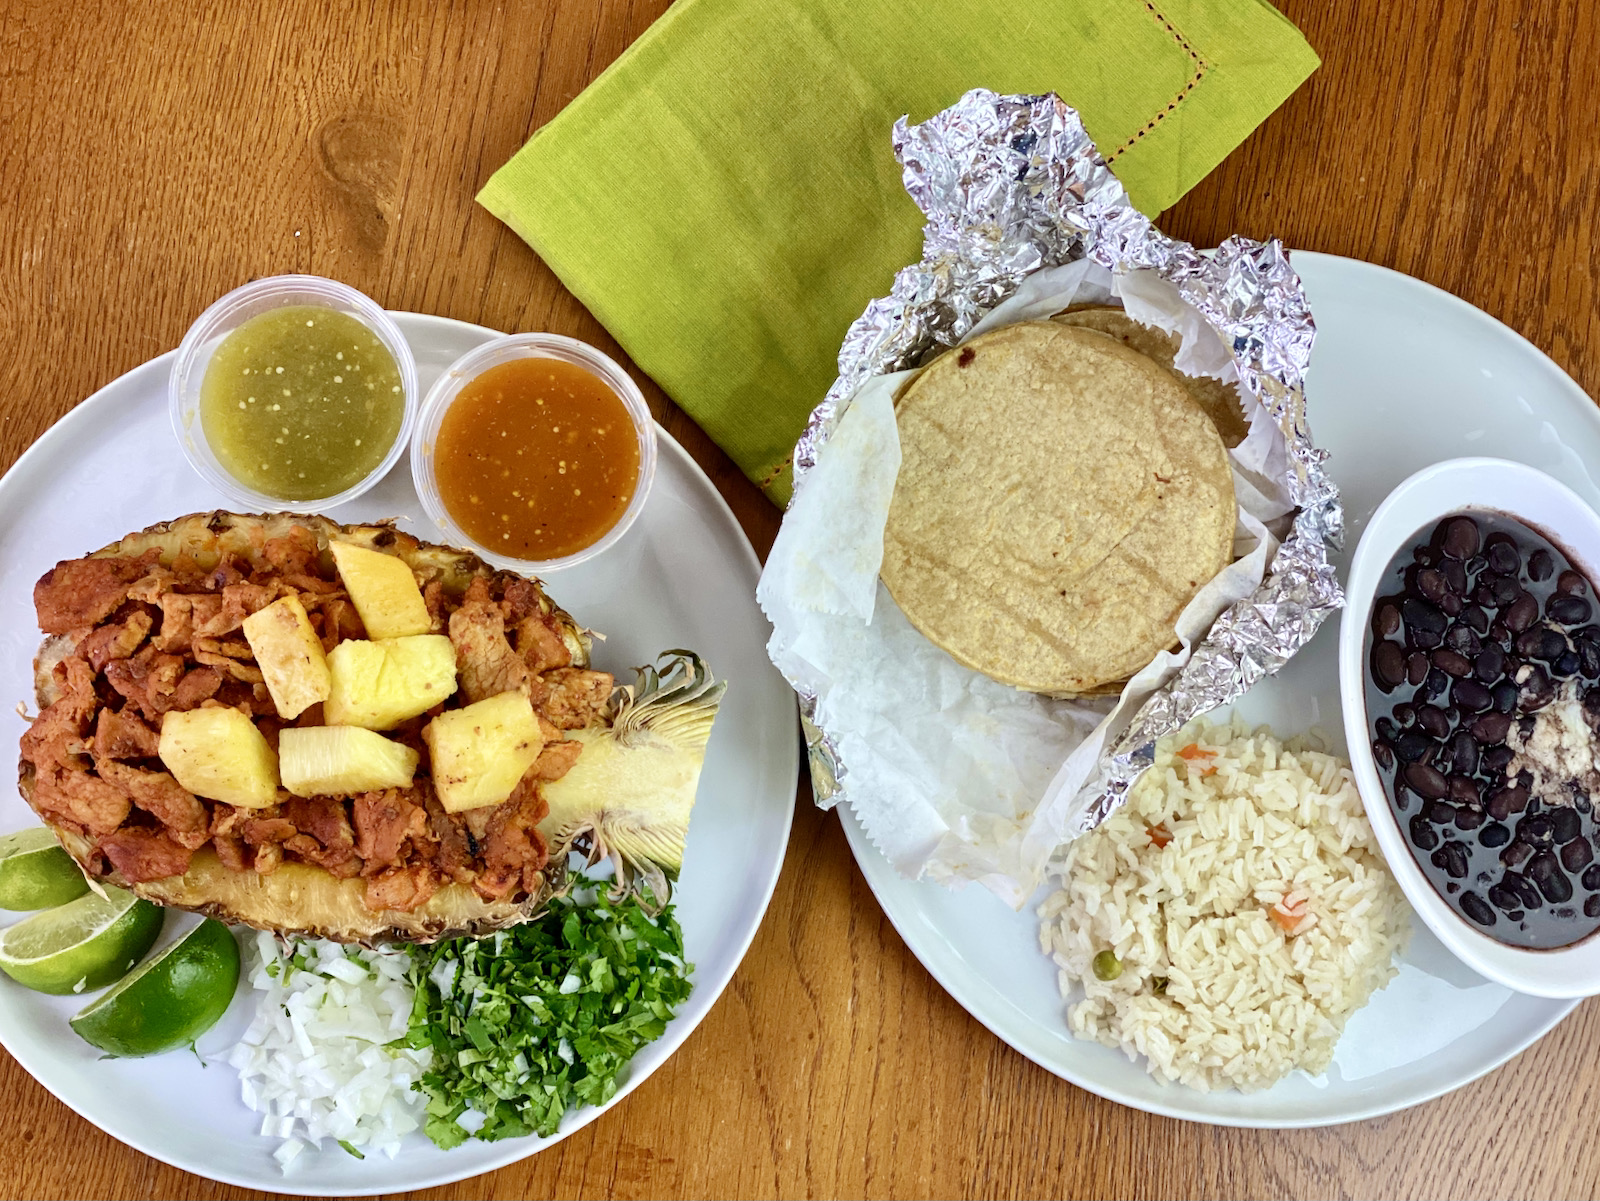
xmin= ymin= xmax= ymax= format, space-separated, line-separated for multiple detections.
xmin=1529 ymin=851 xmax=1574 ymax=903
xmin=1489 ymin=882 xmax=1522 ymax=911
xmin=1550 ymin=595 xmax=1593 ymax=625
xmin=1471 ymin=711 xmax=1512 ymax=745
xmin=1417 ymin=568 xmax=1448 ymax=604
xmin=1514 ymin=627 xmax=1569 ymax=662
xmin=1416 ymin=705 xmax=1450 ymax=738
xmin=1474 ymin=645 xmax=1505 ymax=682
xmin=1492 ymin=681 xmax=1519 ymax=713
xmin=1489 ymin=575 xmax=1524 ymax=608
xmin=1410 ymin=815 xmax=1439 ymax=850
xmin=1402 ymin=596 xmax=1447 ymax=635
xmin=1406 ymin=764 xmax=1451 ymax=800
xmin=1501 ymin=840 xmax=1535 ymax=870
xmin=1518 ymin=665 xmax=1556 ymax=712
xmin=1452 ymin=678 xmax=1493 ymax=713
xmin=1460 ymin=891 xmax=1496 ymax=926
xmin=1562 ymin=837 xmax=1594 ymax=873
xmin=1370 ymin=511 xmax=1600 ymax=947
xmin=1505 ymin=870 xmax=1544 ymax=910
xmin=1395 ymin=730 xmax=1433 ymax=763
xmin=1439 ymin=516 xmax=1480 ymax=559
xmin=1521 ymin=813 xmax=1556 ymax=848
xmin=1579 ymin=641 xmax=1600 ymax=679
xmin=1488 ymin=786 xmax=1530 ymax=821
xmin=1433 ymin=842 xmax=1470 ymax=879
xmin=1372 ymin=599 xmax=1401 ymax=638
xmin=1503 ymin=592 xmax=1540 ymax=634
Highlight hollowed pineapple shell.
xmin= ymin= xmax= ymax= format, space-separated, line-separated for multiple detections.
xmin=19 ymin=511 xmax=591 ymax=944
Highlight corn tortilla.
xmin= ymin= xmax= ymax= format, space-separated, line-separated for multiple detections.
xmin=881 ymin=322 xmax=1235 ymax=696
xmin=1054 ymin=306 xmax=1250 ymax=447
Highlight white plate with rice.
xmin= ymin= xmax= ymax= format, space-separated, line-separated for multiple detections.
xmin=839 ymin=252 xmax=1591 ymax=1126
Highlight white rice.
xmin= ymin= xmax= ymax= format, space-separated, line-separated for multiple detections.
xmin=1038 ymin=720 xmax=1409 ymax=1092
xmin=226 ymin=932 xmax=430 ymax=1169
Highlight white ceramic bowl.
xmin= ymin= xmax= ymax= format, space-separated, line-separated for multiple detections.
xmin=1341 ymin=456 xmax=1600 ymax=997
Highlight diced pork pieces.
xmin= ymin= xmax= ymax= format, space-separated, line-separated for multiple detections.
xmin=21 ymin=526 xmax=588 ymax=909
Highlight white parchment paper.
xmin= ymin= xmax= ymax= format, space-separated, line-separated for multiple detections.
xmin=758 ymin=262 xmax=1296 ymax=906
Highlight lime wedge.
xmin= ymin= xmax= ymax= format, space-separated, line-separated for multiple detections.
xmin=70 ymin=918 xmax=240 ymax=1056
xmin=0 ymin=887 xmax=162 ymax=995
xmin=0 ymin=828 xmax=89 ymax=910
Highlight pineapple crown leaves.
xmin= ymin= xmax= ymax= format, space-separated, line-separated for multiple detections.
xmin=608 ymin=651 xmax=726 ymax=752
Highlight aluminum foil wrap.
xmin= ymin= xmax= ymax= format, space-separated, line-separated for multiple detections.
xmin=783 ymin=88 xmax=1342 ymax=839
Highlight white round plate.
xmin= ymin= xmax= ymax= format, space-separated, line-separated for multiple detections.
xmin=0 ymin=313 xmax=798 ymax=1192
xmin=841 ymin=251 xmax=1593 ymax=1126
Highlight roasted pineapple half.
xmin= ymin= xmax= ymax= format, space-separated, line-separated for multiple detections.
xmin=20 ymin=511 xmax=725 ymax=943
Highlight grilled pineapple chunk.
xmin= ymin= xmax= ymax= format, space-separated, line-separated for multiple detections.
xmin=159 ymin=708 xmax=279 ymax=808
xmin=241 ymin=596 xmax=330 ymax=719
xmin=325 ymin=635 xmax=458 ymax=730
xmin=424 ymin=691 xmax=543 ymax=813
xmin=330 ymin=541 xmax=433 ymax=638
xmin=279 ymin=726 xmax=419 ymax=797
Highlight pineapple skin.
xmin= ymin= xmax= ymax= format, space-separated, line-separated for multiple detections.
xmin=241 ymin=595 xmax=330 ymax=720
xmin=158 ymin=708 xmax=279 ymax=808
xmin=425 ymin=690 xmax=544 ymax=813
xmin=279 ymin=725 xmax=419 ymax=797
xmin=324 ymin=635 xmax=458 ymax=730
xmin=330 ymin=540 xmax=434 ymax=638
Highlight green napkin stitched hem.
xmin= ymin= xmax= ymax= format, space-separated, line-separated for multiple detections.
xmin=479 ymin=0 xmax=1318 ymax=507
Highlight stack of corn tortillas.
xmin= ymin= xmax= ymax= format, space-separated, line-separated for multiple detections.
xmin=880 ymin=312 xmax=1243 ymax=697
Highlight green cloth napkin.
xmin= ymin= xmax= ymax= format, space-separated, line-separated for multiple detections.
xmin=479 ymin=0 xmax=1318 ymax=507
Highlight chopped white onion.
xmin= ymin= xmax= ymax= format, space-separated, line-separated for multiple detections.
xmin=226 ymin=932 xmax=429 ymax=1173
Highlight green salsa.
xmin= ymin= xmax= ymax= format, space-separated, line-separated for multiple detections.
xmin=199 ymin=305 xmax=404 ymax=501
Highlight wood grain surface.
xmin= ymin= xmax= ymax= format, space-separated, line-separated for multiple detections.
xmin=2 ymin=0 xmax=1598 ymax=1197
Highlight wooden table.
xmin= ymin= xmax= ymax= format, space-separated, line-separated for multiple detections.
xmin=2 ymin=0 xmax=1598 ymax=1196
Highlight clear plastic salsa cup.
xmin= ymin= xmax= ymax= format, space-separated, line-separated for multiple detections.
xmin=411 ymin=333 xmax=658 ymax=573
xmin=168 ymin=274 xmax=420 ymax=513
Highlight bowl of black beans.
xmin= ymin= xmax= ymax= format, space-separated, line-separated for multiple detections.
xmin=1341 ymin=457 xmax=1600 ymax=997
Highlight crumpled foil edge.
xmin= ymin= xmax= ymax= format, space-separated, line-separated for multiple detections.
xmin=786 ymin=89 xmax=1344 ymax=836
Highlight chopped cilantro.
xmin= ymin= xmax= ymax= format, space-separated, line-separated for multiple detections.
xmin=338 ymin=1140 xmax=365 ymax=1160
xmin=405 ymin=884 xmax=692 ymax=1146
